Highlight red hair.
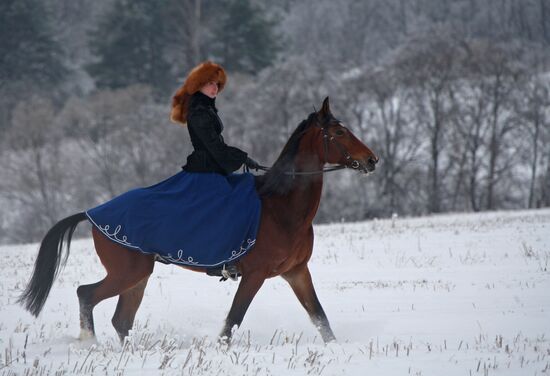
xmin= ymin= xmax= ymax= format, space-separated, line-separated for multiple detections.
xmin=170 ymin=61 xmax=227 ymax=125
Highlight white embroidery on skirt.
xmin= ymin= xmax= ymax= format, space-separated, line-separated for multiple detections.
xmin=160 ymin=249 xmax=200 ymax=265
xmin=87 ymin=212 xmax=256 ymax=267
xmin=99 ymin=224 xmax=133 ymax=247
xmin=228 ymin=239 xmax=256 ymax=261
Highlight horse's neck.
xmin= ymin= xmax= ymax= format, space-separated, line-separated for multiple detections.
xmin=269 ymin=135 xmax=325 ymax=230
xmin=286 ymin=170 xmax=324 ymax=227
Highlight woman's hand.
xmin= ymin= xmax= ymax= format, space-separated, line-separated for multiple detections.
xmin=245 ymin=157 xmax=262 ymax=171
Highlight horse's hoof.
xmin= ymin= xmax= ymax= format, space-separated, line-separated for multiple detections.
xmin=79 ymin=329 xmax=95 ymax=341
xmin=218 ymin=335 xmax=229 ymax=345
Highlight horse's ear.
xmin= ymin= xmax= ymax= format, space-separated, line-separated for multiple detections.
xmin=319 ymin=97 xmax=331 ymax=117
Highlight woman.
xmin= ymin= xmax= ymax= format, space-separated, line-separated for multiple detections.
xmin=86 ymin=61 xmax=262 ymax=270
xmin=170 ymin=61 xmax=260 ymax=173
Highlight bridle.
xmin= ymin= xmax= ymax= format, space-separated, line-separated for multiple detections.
xmin=319 ymin=123 xmax=366 ymax=172
xmin=253 ymin=119 xmax=369 ymax=177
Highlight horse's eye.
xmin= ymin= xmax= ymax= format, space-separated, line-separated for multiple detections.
xmin=334 ymin=129 xmax=345 ymax=136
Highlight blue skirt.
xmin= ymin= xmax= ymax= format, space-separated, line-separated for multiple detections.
xmin=86 ymin=171 xmax=261 ymax=267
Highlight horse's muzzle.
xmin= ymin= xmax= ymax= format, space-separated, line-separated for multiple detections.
xmin=363 ymin=156 xmax=378 ymax=173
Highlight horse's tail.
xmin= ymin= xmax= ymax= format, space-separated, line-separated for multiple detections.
xmin=18 ymin=212 xmax=88 ymax=317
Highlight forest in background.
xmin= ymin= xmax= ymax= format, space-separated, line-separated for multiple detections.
xmin=1 ymin=0 xmax=549 ymax=244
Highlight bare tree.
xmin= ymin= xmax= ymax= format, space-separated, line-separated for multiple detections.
xmin=341 ymin=66 xmax=421 ymax=215
xmin=0 ymin=96 xmax=65 ymax=241
xmin=114 ymin=97 xmax=189 ymax=186
xmin=58 ymin=88 xmax=145 ymax=199
xmin=541 ymin=148 xmax=550 ymax=207
xmin=226 ymin=57 xmax=329 ymax=164
xmin=517 ymin=75 xmax=550 ymax=207
xmin=455 ymin=82 xmax=491 ymax=211
xmin=393 ymin=34 xmax=464 ymax=213
xmin=165 ymin=0 xmax=203 ymax=73
xmin=468 ymin=42 xmax=524 ymax=209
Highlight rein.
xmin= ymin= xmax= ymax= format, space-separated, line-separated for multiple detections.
xmin=251 ymin=124 xmax=366 ymax=177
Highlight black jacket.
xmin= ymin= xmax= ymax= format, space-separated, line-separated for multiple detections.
xmin=182 ymin=92 xmax=248 ymax=175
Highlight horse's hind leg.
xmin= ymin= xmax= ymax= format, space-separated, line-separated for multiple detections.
xmin=77 ymin=280 xmax=102 ymax=339
xmin=77 ymin=272 xmax=152 ymax=340
xmin=111 ymin=276 xmax=150 ymax=342
xmin=282 ymin=264 xmax=336 ymax=343
xmin=77 ymin=228 xmax=154 ymax=340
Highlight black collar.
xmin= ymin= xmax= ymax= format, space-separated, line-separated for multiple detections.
xmin=189 ymin=91 xmax=217 ymax=110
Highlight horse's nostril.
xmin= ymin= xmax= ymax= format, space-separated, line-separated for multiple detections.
xmin=368 ymin=157 xmax=377 ymax=165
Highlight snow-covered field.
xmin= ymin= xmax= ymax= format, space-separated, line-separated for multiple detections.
xmin=1 ymin=209 xmax=549 ymax=375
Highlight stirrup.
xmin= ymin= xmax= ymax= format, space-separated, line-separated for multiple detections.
xmin=206 ymin=264 xmax=240 ymax=282
xmin=221 ymin=264 xmax=239 ymax=282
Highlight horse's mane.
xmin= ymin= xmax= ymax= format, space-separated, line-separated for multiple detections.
xmin=255 ymin=113 xmax=317 ymax=197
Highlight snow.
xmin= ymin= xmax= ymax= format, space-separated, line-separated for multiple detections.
xmin=1 ymin=209 xmax=549 ymax=375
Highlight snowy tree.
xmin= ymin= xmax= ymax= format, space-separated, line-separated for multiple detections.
xmin=57 ymin=86 xmax=188 ymax=202
xmin=452 ymin=80 xmax=491 ymax=212
xmin=58 ymin=88 xmax=138 ymax=199
xmin=352 ymin=67 xmax=422 ymax=216
xmin=87 ymin=0 xmax=174 ymax=96
xmin=0 ymin=96 xmax=66 ymax=242
xmin=208 ymin=0 xmax=280 ymax=74
xmin=466 ymin=42 xmax=525 ymax=210
xmin=163 ymin=0 xmax=205 ymax=73
xmin=2 ymin=0 xmax=550 ymax=242
xmin=516 ymin=75 xmax=550 ymax=208
xmin=393 ymin=34 xmax=465 ymax=213
xmin=0 ymin=0 xmax=66 ymax=130
xmin=0 ymin=0 xmax=66 ymax=88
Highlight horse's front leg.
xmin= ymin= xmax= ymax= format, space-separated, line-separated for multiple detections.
xmin=220 ymin=272 xmax=265 ymax=341
xmin=282 ymin=264 xmax=336 ymax=343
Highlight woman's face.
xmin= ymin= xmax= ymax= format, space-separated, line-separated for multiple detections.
xmin=200 ymin=81 xmax=219 ymax=98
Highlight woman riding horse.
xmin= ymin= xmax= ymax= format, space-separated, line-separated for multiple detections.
xmin=18 ymin=62 xmax=379 ymax=344
xmin=85 ymin=61 xmax=264 ymax=272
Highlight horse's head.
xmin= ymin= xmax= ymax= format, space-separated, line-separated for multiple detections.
xmin=313 ymin=97 xmax=378 ymax=173
xmin=258 ymin=99 xmax=378 ymax=196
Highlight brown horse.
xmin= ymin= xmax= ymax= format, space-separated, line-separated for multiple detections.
xmin=18 ymin=97 xmax=378 ymax=344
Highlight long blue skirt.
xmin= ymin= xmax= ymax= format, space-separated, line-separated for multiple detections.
xmin=85 ymin=171 xmax=261 ymax=267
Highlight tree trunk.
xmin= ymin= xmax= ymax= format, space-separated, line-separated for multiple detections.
xmin=190 ymin=0 xmax=202 ymax=64
xmin=451 ymin=146 xmax=468 ymax=210
xmin=528 ymin=114 xmax=540 ymax=208
xmin=399 ymin=0 xmax=408 ymax=35
xmin=430 ymin=93 xmax=442 ymax=213
xmin=541 ymin=153 xmax=550 ymax=207
xmin=486 ymin=78 xmax=502 ymax=210
xmin=468 ymin=135 xmax=481 ymax=212
xmin=430 ymin=128 xmax=441 ymax=213
xmin=468 ymin=100 xmax=484 ymax=212
xmin=541 ymin=0 xmax=550 ymax=44
xmin=487 ymin=129 xmax=497 ymax=210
